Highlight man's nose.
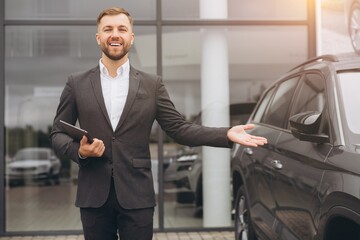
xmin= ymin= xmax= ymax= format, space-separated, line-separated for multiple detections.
xmin=111 ymin=30 xmax=121 ymax=38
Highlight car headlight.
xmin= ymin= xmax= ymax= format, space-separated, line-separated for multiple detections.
xmin=38 ymin=165 xmax=49 ymax=172
xmin=177 ymin=154 xmax=198 ymax=162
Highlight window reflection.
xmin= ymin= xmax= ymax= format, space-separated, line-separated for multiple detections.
xmin=262 ymin=77 xmax=299 ymax=128
xmin=161 ymin=26 xmax=307 ymax=228
xmin=337 ymin=72 xmax=360 ymax=134
xmin=5 ymin=25 xmax=156 ymax=232
xmin=7 ymin=147 xmax=61 ymax=187
xmin=5 ymin=0 xmax=156 ymax=20
xmin=163 ymin=0 xmax=307 ymax=20
xmin=3 ymin=4 xmax=310 ymax=233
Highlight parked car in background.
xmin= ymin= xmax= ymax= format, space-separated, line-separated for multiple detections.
xmin=164 ymin=102 xmax=256 ymax=213
xmin=6 ymin=147 xmax=61 ymax=187
xmin=231 ymin=54 xmax=360 ymax=240
xmin=345 ymin=0 xmax=360 ymax=53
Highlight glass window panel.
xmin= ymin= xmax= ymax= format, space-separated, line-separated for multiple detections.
xmin=320 ymin=1 xmax=354 ymax=55
xmin=161 ymin=25 xmax=308 ymax=107
xmin=161 ymin=25 xmax=307 ymax=228
xmin=253 ymin=87 xmax=275 ymax=123
xmin=291 ymin=74 xmax=326 ymax=115
xmin=228 ymin=0 xmax=307 ymax=20
xmin=289 ymin=73 xmax=327 ymax=134
xmin=5 ymin=0 xmax=156 ymax=20
xmin=163 ymin=0 xmax=307 ymax=20
xmin=5 ymin=25 xmax=156 ymax=232
xmin=227 ymin=26 xmax=308 ymax=104
xmin=262 ymin=77 xmax=299 ymax=128
xmin=337 ymin=72 xmax=360 ymax=134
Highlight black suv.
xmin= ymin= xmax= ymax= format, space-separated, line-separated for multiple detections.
xmin=231 ymin=54 xmax=360 ymax=240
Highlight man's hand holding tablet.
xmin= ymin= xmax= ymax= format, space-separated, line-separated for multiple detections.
xmin=59 ymin=120 xmax=94 ymax=143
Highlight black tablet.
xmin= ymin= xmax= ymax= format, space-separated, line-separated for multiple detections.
xmin=59 ymin=120 xmax=93 ymax=143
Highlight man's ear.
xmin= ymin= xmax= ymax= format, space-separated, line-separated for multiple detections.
xmin=131 ymin=33 xmax=135 ymax=45
xmin=95 ymin=33 xmax=100 ymax=45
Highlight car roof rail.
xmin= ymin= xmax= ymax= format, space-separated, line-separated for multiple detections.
xmin=288 ymin=54 xmax=339 ymax=72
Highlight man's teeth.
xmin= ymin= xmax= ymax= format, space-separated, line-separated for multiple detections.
xmin=110 ymin=43 xmax=121 ymax=46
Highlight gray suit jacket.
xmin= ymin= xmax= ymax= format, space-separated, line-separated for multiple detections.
xmin=50 ymin=65 xmax=231 ymax=209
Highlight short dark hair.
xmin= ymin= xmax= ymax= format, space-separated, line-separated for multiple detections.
xmin=97 ymin=7 xmax=133 ymax=26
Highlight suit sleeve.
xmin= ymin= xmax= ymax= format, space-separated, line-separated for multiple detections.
xmin=49 ymin=76 xmax=90 ymax=167
xmin=154 ymin=77 xmax=232 ymax=148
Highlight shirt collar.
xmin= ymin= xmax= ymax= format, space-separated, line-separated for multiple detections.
xmin=99 ymin=59 xmax=130 ymax=77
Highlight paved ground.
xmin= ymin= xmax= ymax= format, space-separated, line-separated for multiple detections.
xmin=0 ymin=231 xmax=235 ymax=240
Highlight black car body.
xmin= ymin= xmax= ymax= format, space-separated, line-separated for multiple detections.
xmin=231 ymin=54 xmax=360 ymax=240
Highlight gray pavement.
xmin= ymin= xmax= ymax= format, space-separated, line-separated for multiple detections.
xmin=0 ymin=231 xmax=235 ymax=240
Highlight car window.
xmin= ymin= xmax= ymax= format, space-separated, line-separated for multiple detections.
xmin=291 ymin=73 xmax=326 ymax=114
xmin=290 ymin=73 xmax=328 ymax=133
xmin=253 ymin=87 xmax=275 ymax=123
xmin=261 ymin=76 xmax=299 ymax=128
xmin=15 ymin=149 xmax=49 ymax=161
xmin=337 ymin=71 xmax=360 ymax=134
xmin=229 ymin=103 xmax=256 ymax=125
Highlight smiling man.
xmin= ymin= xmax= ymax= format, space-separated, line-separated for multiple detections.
xmin=96 ymin=10 xmax=134 ymax=67
xmin=50 ymin=7 xmax=267 ymax=240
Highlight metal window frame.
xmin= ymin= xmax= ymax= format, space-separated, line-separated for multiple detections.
xmin=0 ymin=0 xmax=5 ymax=234
xmin=0 ymin=0 xmax=316 ymax=236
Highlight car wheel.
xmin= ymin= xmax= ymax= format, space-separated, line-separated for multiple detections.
xmin=9 ymin=179 xmax=24 ymax=187
xmin=176 ymin=192 xmax=194 ymax=204
xmin=195 ymin=176 xmax=203 ymax=208
xmin=53 ymin=173 xmax=60 ymax=185
xmin=235 ymin=186 xmax=257 ymax=240
xmin=349 ymin=3 xmax=360 ymax=54
xmin=44 ymin=169 xmax=54 ymax=186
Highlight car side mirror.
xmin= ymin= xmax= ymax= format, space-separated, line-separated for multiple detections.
xmin=289 ymin=111 xmax=329 ymax=143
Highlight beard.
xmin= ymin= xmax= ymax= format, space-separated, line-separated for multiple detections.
xmin=101 ymin=43 xmax=131 ymax=61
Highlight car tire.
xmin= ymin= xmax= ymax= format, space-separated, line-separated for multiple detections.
xmin=349 ymin=3 xmax=360 ymax=54
xmin=235 ymin=186 xmax=257 ymax=240
xmin=176 ymin=192 xmax=194 ymax=204
xmin=195 ymin=176 xmax=203 ymax=208
xmin=9 ymin=179 xmax=24 ymax=187
xmin=53 ymin=173 xmax=60 ymax=185
xmin=44 ymin=169 xmax=55 ymax=186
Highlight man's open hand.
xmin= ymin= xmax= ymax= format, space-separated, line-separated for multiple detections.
xmin=227 ymin=124 xmax=267 ymax=147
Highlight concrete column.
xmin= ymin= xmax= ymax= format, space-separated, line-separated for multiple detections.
xmin=315 ymin=0 xmax=322 ymax=55
xmin=200 ymin=0 xmax=231 ymax=227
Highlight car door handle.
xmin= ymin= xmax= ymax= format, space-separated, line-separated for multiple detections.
xmin=270 ymin=160 xmax=283 ymax=170
xmin=244 ymin=148 xmax=253 ymax=156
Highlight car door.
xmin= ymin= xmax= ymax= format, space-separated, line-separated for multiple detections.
xmin=269 ymin=73 xmax=333 ymax=239
xmin=241 ymin=75 xmax=300 ymax=239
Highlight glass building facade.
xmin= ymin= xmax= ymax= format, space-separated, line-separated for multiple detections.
xmin=0 ymin=0 xmax=314 ymax=235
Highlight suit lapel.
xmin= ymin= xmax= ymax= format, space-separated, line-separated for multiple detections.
xmin=90 ymin=66 xmax=112 ymax=128
xmin=115 ymin=66 xmax=140 ymax=132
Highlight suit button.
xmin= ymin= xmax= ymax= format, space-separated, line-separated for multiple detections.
xmin=112 ymin=137 xmax=115 ymax=141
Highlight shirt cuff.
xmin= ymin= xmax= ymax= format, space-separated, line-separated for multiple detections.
xmin=78 ymin=152 xmax=87 ymax=159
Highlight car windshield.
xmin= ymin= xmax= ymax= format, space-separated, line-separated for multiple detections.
xmin=14 ymin=149 xmax=49 ymax=161
xmin=337 ymin=71 xmax=360 ymax=137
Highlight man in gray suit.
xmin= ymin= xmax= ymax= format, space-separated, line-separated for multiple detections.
xmin=50 ymin=7 xmax=267 ymax=240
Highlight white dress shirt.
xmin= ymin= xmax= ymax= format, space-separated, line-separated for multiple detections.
xmin=99 ymin=59 xmax=130 ymax=131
